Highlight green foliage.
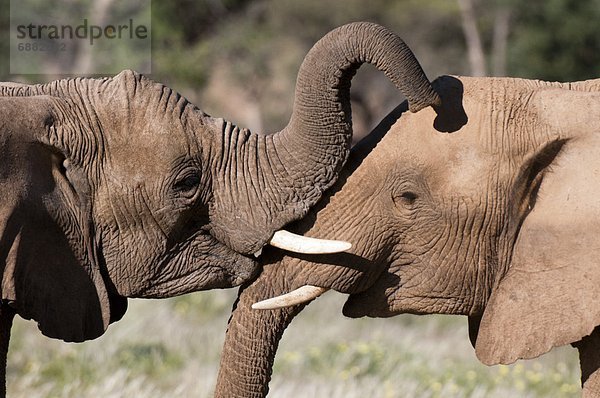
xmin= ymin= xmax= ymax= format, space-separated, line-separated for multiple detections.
xmin=150 ymin=0 xmax=253 ymax=88
xmin=508 ymin=0 xmax=600 ymax=81
xmin=273 ymin=310 xmax=581 ymax=397
xmin=169 ymin=289 xmax=233 ymax=320
xmin=2 ymin=0 xmax=599 ymax=84
xmin=275 ymin=342 xmax=579 ymax=397
xmin=117 ymin=341 xmax=183 ymax=377
xmin=153 ymin=0 xmax=252 ymax=45
xmin=6 ymin=293 xmax=582 ymax=397
xmin=275 ymin=340 xmax=389 ymax=378
xmin=39 ymin=351 xmax=97 ymax=391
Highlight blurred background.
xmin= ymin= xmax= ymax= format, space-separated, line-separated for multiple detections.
xmin=2 ymin=0 xmax=600 ymax=140
xmin=1 ymin=0 xmax=599 ymax=396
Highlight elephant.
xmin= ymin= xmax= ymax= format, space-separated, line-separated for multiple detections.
xmin=215 ymin=75 xmax=600 ymax=397
xmin=0 ymin=22 xmax=441 ymax=396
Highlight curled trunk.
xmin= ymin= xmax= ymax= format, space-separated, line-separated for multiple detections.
xmin=208 ymin=22 xmax=440 ymax=254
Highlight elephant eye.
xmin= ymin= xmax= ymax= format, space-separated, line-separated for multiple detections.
xmin=173 ymin=172 xmax=201 ymax=194
xmin=394 ymin=191 xmax=417 ymax=206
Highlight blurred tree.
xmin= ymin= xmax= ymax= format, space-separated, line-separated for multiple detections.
xmin=458 ymin=0 xmax=486 ymax=76
xmin=454 ymin=0 xmax=518 ymax=77
xmin=491 ymin=1 xmax=511 ymax=76
xmin=453 ymin=0 xmax=599 ymax=80
xmin=508 ymin=0 xmax=600 ymax=81
xmin=151 ymin=0 xmax=253 ymax=89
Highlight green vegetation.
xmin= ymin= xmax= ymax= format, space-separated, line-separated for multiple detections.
xmin=508 ymin=0 xmax=600 ymax=81
xmin=7 ymin=291 xmax=581 ymax=397
xmin=269 ymin=294 xmax=581 ymax=397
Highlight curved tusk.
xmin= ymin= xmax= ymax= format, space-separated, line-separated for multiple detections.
xmin=269 ymin=230 xmax=351 ymax=254
xmin=252 ymin=285 xmax=329 ymax=310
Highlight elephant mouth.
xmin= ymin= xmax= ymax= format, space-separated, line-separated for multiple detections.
xmin=131 ymin=232 xmax=260 ymax=298
xmin=134 ymin=229 xmax=352 ymax=299
xmin=342 ymin=271 xmax=401 ymax=318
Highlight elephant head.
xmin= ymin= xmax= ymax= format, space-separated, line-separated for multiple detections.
xmin=216 ymin=76 xmax=600 ymax=397
xmin=0 ymin=22 xmax=441 ymax=343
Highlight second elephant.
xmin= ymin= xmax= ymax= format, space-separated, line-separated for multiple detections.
xmin=216 ymin=75 xmax=600 ymax=397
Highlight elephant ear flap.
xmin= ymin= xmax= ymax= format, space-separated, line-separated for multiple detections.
xmin=2 ymin=223 xmax=124 ymax=342
xmin=475 ymin=134 xmax=600 ymax=365
xmin=0 ymin=95 xmax=127 ymax=342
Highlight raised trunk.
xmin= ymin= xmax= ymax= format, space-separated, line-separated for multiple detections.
xmin=209 ymin=22 xmax=440 ymax=254
xmin=269 ymin=21 xmax=440 ymax=223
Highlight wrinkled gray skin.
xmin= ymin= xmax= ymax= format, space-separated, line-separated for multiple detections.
xmin=0 ymin=22 xmax=441 ymax=396
xmin=216 ymin=75 xmax=600 ymax=397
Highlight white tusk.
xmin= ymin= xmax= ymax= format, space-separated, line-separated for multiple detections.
xmin=252 ymin=285 xmax=329 ymax=310
xmin=269 ymin=230 xmax=351 ymax=254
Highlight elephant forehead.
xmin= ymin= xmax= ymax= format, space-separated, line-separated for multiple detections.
xmin=107 ymin=126 xmax=191 ymax=183
xmin=443 ymin=143 xmax=492 ymax=190
xmin=384 ymin=115 xmax=491 ymax=194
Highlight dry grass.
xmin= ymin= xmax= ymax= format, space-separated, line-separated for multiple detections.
xmin=7 ymin=289 xmax=581 ymax=397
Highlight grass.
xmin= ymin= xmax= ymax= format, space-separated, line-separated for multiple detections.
xmin=7 ymin=290 xmax=581 ymax=397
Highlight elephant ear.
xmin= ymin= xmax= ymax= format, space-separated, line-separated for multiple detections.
xmin=0 ymin=95 xmax=126 ymax=342
xmin=475 ymin=106 xmax=600 ymax=364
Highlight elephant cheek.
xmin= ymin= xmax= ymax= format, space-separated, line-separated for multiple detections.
xmin=136 ymin=236 xmax=260 ymax=297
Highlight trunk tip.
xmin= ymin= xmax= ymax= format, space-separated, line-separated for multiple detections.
xmin=408 ymin=90 xmax=442 ymax=113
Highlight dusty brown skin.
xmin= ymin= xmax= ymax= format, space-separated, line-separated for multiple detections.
xmin=216 ymin=76 xmax=600 ymax=397
xmin=0 ymin=22 xmax=440 ymax=396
